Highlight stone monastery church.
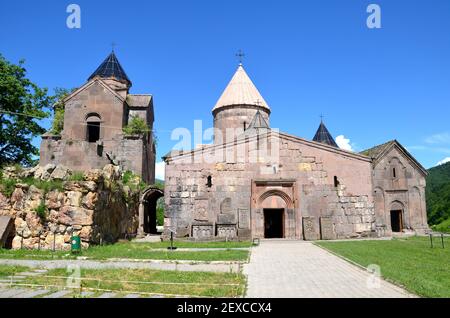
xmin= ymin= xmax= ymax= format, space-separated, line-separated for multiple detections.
xmin=163 ymin=63 xmax=429 ymax=240
xmin=39 ymin=51 xmax=429 ymax=241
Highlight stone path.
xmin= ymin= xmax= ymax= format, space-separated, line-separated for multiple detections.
xmin=0 ymin=259 xmax=240 ymax=273
xmin=243 ymin=240 xmax=415 ymax=298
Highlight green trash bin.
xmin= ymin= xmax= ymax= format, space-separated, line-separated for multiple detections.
xmin=71 ymin=235 xmax=81 ymax=254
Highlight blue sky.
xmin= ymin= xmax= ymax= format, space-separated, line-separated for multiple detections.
xmin=1 ymin=0 xmax=449 ymax=177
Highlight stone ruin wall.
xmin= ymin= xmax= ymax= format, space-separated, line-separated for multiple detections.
xmin=164 ymin=133 xmax=376 ymax=240
xmin=0 ymin=164 xmax=139 ymax=250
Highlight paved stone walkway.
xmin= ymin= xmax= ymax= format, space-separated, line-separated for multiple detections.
xmin=243 ymin=240 xmax=414 ymax=298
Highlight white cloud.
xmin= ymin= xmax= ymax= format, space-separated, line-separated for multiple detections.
xmin=437 ymin=157 xmax=450 ymax=166
xmin=155 ymin=161 xmax=165 ymax=180
xmin=335 ymin=135 xmax=354 ymax=151
xmin=425 ymin=132 xmax=450 ymax=144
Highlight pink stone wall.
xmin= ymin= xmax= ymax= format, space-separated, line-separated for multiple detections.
xmin=372 ymin=146 xmax=428 ymax=234
xmin=164 ymin=132 xmax=378 ymax=240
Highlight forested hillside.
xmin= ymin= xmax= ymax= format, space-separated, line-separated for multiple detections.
xmin=426 ymin=161 xmax=450 ymax=232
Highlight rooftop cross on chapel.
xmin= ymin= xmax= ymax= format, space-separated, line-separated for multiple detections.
xmin=236 ymin=49 xmax=245 ymax=65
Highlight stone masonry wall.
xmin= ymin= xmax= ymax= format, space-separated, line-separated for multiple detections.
xmin=0 ymin=164 xmax=139 ymax=250
xmin=164 ymin=132 xmax=376 ymax=240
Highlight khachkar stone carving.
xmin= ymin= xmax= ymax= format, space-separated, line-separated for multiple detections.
xmin=218 ymin=198 xmax=236 ymax=224
xmin=319 ymin=217 xmax=336 ymax=240
xmin=193 ymin=199 xmax=209 ymax=222
xmin=192 ymin=224 xmax=214 ymax=239
xmin=286 ymin=209 xmax=296 ymax=238
xmin=238 ymin=208 xmax=250 ymax=229
xmin=217 ymin=224 xmax=237 ymax=238
xmin=303 ymin=216 xmax=320 ymax=240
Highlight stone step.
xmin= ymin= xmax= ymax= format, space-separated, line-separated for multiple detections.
xmin=124 ymin=294 xmax=140 ymax=298
xmin=0 ymin=288 xmax=29 ymax=298
xmin=18 ymin=272 xmax=44 ymax=277
xmin=12 ymin=289 xmax=51 ymax=298
xmin=80 ymin=291 xmax=94 ymax=297
xmin=97 ymin=292 xmax=117 ymax=298
xmin=5 ymin=275 xmax=26 ymax=280
xmin=43 ymin=290 xmax=73 ymax=298
xmin=0 ymin=279 xmax=23 ymax=283
xmin=33 ymin=269 xmax=48 ymax=273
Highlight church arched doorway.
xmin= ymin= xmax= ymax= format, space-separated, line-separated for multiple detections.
xmin=139 ymin=187 xmax=164 ymax=235
xmin=389 ymin=201 xmax=404 ymax=233
xmin=258 ymin=190 xmax=293 ymax=239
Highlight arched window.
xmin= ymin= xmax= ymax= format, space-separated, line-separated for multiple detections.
xmin=86 ymin=113 xmax=101 ymax=143
xmin=392 ymin=167 xmax=397 ymax=178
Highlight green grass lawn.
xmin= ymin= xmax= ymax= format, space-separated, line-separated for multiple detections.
xmin=0 ymin=265 xmax=28 ymax=277
xmin=22 ymin=268 xmax=245 ymax=297
xmin=316 ymin=236 xmax=450 ymax=298
xmin=0 ymin=241 xmax=251 ymax=262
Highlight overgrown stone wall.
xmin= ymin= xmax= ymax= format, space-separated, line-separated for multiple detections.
xmin=0 ymin=164 xmax=140 ymax=250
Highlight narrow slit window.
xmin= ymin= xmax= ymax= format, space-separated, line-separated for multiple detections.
xmin=206 ymin=176 xmax=212 ymax=188
xmin=334 ymin=176 xmax=340 ymax=188
xmin=243 ymin=122 xmax=247 ymax=131
xmin=393 ymin=168 xmax=396 ymax=178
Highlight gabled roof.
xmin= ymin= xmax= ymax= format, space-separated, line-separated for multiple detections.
xmin=164 ymin=130 xmax=371 ymax=163
xmin=212 ymin=64 xmax=270 ymax=112
xmin=360 ymin=140 xmax=395 ymax=158
xmin=247 ymin=110 xmax=269 ymax=130
xmin=88 ymin=51 xmax=132 ymax=86
xmin=126 ymin=94 xmax=152 ymax=108
xmin=360 ymin=140 xmax=428 ymax=176
xmin=63 ymin=78 xmax=125 ymax=104
xmin=312 ymin=121 xmax=339 ymax=148
xmin=241 ymin=110 xmax=270 ymax=137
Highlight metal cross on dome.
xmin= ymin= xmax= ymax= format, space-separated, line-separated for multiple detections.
xmin=236 ymin=49 xmax=245 ymax=64
xmin=320 ymin=114 xmax=325 ymax=122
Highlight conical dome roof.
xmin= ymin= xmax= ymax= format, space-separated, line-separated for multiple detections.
xmin=88 ymin=51 xmax=131 ymax=85
xmin=212 ymin=64 xmax=270 ymax=112
xmin=313 ymin=121 xmax=339 ymax=148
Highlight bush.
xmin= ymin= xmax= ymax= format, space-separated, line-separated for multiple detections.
xmin=156 ymin=197 xmax=164 ymax=226
xmin=123 ymin=116 xmax=150 ymax=135
xmin=35 ymin=202 xmax=47 ymax=222
xmin=0 ymin=178 xmax=18 ymax=197
xmin=122 ymin=170 xmax=147 ymax=192
xmin=122 ymin=170 xmax=134 ymax=185
xmin=68 ymin=171 xmax=84 ymax=181
xmin=50 ymin=107 xmax=64 ymax=135
xmin=20 ymin=177 xmax=64 ymax=194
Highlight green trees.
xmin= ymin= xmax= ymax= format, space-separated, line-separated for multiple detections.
xmin=0 ymin=54 xmax=52 ymax=166
xmin=426 ymin=162 xmax=450 ymax=226
xmin=49 ymin=87 xmax=72 ymax=135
